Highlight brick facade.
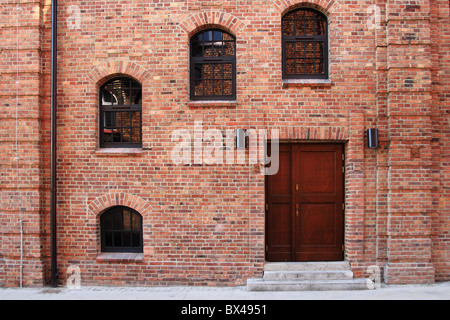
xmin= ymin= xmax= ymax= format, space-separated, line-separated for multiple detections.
xmin=0 ymin=0 xmax=448 ymax=287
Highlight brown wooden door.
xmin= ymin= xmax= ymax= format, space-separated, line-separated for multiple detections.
xmin=266 ymin=143 xmax=344 ymax=262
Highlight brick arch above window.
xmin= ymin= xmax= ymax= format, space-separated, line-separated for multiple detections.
xmin=178 ymin=11 xmax=246 ymax=38
xmin=87 ymin=193 xmax=151 ymax=218
xmin=273 ymin=0 xmax=339 ymax=17
xmin=87 ymin=60 xmax=151 ymax=87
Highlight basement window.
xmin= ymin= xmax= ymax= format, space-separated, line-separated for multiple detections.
xmin=100 ymin=206 xmax=143 ymax=253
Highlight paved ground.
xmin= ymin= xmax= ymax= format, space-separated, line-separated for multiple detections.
xmin=0 ymin=282 xmax=449 ymax=300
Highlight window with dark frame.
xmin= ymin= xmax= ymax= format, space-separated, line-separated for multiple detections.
xmin=282 ymin=8 xmax=328 ymax=79
xmin=190 ymin=29 xmax=236 ymax=101
xmin=100 ymin=77 xmax=142 ymax=148
xmin=100 ymin=206 xmax=143 ymax=253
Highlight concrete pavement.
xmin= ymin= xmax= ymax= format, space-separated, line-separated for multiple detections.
xmin=0 ymin=281 xmax=449 ymax=300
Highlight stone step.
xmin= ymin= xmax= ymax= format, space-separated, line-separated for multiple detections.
xmin=264 ymin=261 xmax=351 ymax=272
xmin=263 ymin=270 xmax=354 ymax=281
xmin=247 ymin=278 xmax=370 ymax=292
xmin=247 ymin=261 xmax=370 ymax=292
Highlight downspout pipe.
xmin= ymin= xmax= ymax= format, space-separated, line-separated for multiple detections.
xmin=50 ymin=0 xmax=58 ymax=287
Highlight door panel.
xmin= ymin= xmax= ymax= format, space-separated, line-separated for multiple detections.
xmin=266 ymin=144 xmax=292 ymax=261
xmin=299 ymin=151 xmax=336 ymax=195
xmin=266 ymin=143 xmax=344 ymax=262
xmin=267 ymin=203 xmax=291 ymax=261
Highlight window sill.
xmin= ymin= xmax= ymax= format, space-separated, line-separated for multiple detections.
xmin=96 ymin=252 xmax=144 ymax=262
xmin=282 ymin=79 xmax=332 ymax=87
xmin=95 ymin=148 xmax=143 ymax=157
xmin=188 ymin=100 xmax=237 ymax=108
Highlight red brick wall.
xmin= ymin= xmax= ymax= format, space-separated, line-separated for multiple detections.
xmin=0 ymin=0 xmax=448 ymax=287
xmin=0 ymin=0 xmax=49 ymax=286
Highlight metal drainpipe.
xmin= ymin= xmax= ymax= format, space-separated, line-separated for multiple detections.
xmin=50 ymin=0 xmax=58 ymax=288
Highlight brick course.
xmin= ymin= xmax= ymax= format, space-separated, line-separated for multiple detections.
xmin=0 ymin=0 xmax=448 ymax=287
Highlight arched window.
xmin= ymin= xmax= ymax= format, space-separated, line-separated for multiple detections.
xmin=100 ymin=206 xmax=143 ymax=253
xmin=100 ymin=77 xmax=142 ymax=148
xmin=282 ymin=8 xmax=328 ymax=79
xmin=190 ymin=29 xmax=236 ymax=100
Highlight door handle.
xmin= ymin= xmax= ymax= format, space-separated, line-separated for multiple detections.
xmin=296 ymin=204 xmax=300 ymax=217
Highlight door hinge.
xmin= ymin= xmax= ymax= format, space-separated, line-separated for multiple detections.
xmin=342 ymin=154 xmax=345 ymax=161
xmin=265 ymin=203 xmax=269 ymax=211
xmin=342 ymin=244 xmax=345 ymax=252
xmin=265 ymin=245 xmax=269 ymax=252
xmin=342 ymin=166 xmax=345 ymax=173
xmin=342 ymin=203 xmax=345 ymax=210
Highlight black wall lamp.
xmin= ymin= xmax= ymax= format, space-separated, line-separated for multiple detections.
xmin=367 ymin=129 xmax=379 ymax=149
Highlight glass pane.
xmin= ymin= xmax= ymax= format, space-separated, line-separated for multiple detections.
xmin=113 ymin=231 xmax=122 ymax=247
xmin=213 ymin=31 xmax=223 ymax=41
xmin=123 ymin=210 xmax=131 ymax=231
xmin=194 ymin=80 xmax=203 ymax=96
xmin=112 ymin=211 xmax=122 ymax=230
xmin=104 ymin=216 xmax=113 ymax=230
xmin=203 ymin=43 xmax=214 ymax=57
xmin=316 ymin=59 xmax=324 ymax=73
xmin=284 ymin=10 xmax=296 ymax=21
xmin=317 ymin=19 xmax=327 ymax=35
xmin=102 ymin=90 xmax=118 ymax=105
xmin=204 ymin=80 xmax=214 ymax=96
xmin=203 ymin=31 xmax=213 ymax=42
xmin=203 ymin=64 xmax=214 ymax=79
xmin=282 ymin=19 xmax=294 ymax=36
xmin=223 ymin=80 xmax=232 ymax=96
xmin=305 ymin=42 xmax=315 ymax=58
xmin=132 ymin=128 xmax=140 ymax=143
xmin=123 ymin=231 xmax=132 ymax=247
xmin=192 ymin=42 xmax=203 ymax=57
xmin=104 ymin=111 xmax=115 ymax=128
xmin=223 ymin=64 xmax=233 ymax=80
xmin=122 ymin=128 xmax=131 ymax=143
xmin=132 ymin=213 xmax=140 ymax=231
xmin=102 ymin=78 xmax=142 ymax=106
xmin=295 ymin=19 xmax=304 ymax=36
xmin=112 ymin=129 xmax=121 ymax=142
xmin=121 ymin=112 xmax=131 ymax=127
xmin=223 ymin=33 xmax=234 ymax=41
xmin=305 ymin=19 xmax=315 ymax=36
xmin=223 ymin=41 xmax=235 ymax=56
xmin=286 ymin=59 xmax=295 ymax=74
xmin=194 ymin=65 xmax=203 ymax=80
xmin=296 ymin=59 xmax=305 ymax=74
xmin=103 ymin=130 xmax=112 ymax=143
xmin=214 ymin=80 xmax=223 ymax=96
xmin=305 ymin=60 xmax=315 ymax=73
xmin=214 ymin=64 xmax=223 ymax=79
xmin=132 ymin=231 xmax=141 ymax=248
xmin=295 ymin=9 xmax=306 ymax=20
xmin=131 ymin=89 xmax=142 ymax=105
xmin=286 ymin=43 xmax=295 ymax=58
xmin=105 ymin=231 xmax=113 ymax=247
xmin=131 ymin=112 xmax=140 ymax=128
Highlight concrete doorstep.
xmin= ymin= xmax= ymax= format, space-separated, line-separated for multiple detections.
xmin=247 ymin=261 xmax=370 ymax=291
